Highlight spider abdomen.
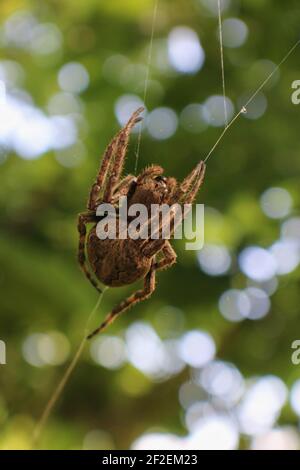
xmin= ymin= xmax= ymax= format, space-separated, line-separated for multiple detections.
xmin=87 ymin=228 xmax=151 ymax=287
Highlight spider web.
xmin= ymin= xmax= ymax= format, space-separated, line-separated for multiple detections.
xmin=32 ymin=1 xmax=161 ymax=447
xmin=32 ymin=289 xmax=107 ymax=447
xmin=32 ymin=0 xmax=300 ymax=446
xmin=217 ymin=0 xmax=228 ymax=128
xmin=204 ymin=0 xmax=300 ymax=163
xmin=134 ymin=0 xmax=159 ymax=174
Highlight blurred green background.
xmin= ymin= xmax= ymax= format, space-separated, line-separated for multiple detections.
xmin=1 ymin=0 xmax=300 ymax=450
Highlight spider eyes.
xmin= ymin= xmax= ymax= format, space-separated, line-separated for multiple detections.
xmin=154 ymin=175 xmax=168 ymax=193
xmin=155 ymin=176 xmax=166 ymax=183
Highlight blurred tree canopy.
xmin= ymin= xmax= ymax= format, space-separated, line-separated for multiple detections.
xmin=1 ymin=0 xmax=300 ymax=450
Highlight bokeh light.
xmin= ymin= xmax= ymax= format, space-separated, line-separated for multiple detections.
xmin=185 ymin=401 xmax=215 ymax=432
xmin=90 ymin=335 xmax=127 ymax=370
xmin=58 ymin=62 xmax=90 ymax=94
xmin=239 ymin=92 xmax=267 ymax=120
xmin=219 ymin=289 xmax=250 ymax=322
xmin=243 ymin=287 xmax=270 ymax=320
xmin=56 ymin=141 xmax=86 ymax=168
xmin=180 ymin=104 xmax=207 ymax=134
xmin=125 ymin=322 xmax=184 ymax=380
xmin=147 ymin=107 xmax=178 ymax=140
xmin=47 ymin=92 xmax=82 ymax=116
xmin=0 ymin=60 xmax=24 ymax=86
xmin=200 ymin=0 xmax=231 ymax=16
xmin=290 ymin=379 xmax=300 ymax=417
xmin=260 ymin=187 xmax=293 ymax=219
xmin=179 ymin=382 xmax=206 ymax=410
xmin=237 ymin=376 xmax=287 ymax=436
xmin=239 ymin=246 xmax=277 ymax=282
xmin=203 ymin=95 xmax=234 ymax=127
xmin=178 ymin=330 xmax=216 ymax=368
xmin=247 ymin=277 xmax=278 ymax=297
xmin=251 ymin=427 xmax=300 ymax=450
xmin=114 ymin=94 xmax=145 ymax=128
xmin=29 ymin=23 xmax=62 ymax=56
xmin=197 ymin=361 xmax=245 ymax=406
xmin=22 ymin=331 xmax=70 ymax=367
xmin=3 ymin=11 xmax=38 ymax=48
xmin=270 ymin=240 xmax=300 ymax=275
xmin=221 ymin=18 xmax=248 ymax=48
xmin=197 ymin=244 xmax=231 ymax=276
xmin=0 ymin=92 xmax=77 ymax=159
xmin=168 ymin=27 xmax=205 ymax=74
xmin=281 ymin=217 xmax=300 ymax=241
xmin=185 ymin=415 xmax=239 ymax=450
xmin=132 ymin=432 xmax=183 ymax=450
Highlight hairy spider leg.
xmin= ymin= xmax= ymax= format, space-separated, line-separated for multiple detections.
xmin=87 ymin=107 xmax=143 ymax=210
xmin=153 ymin=240 xmax=177 ymax=270
xmin=103 ymin=107 xmax=144 ymax=203
xmin=111 ymin=174 xmax=137 ymax=204
xmin=164 ymin=161 xmax=206 ymax=243
xmin=174 ymin=161 xmax=206 ymax=203
xmin=77 ymin=211 xmax=103 ymax=293
xmin=166 ymin=160 xmax=206 ymax=236
xmin=87 ymin=133 xmax=120 ymax=210
xmin=87 ymin=261 xmax=156 ymax=339
xmin=161 ymin=160 xmax=206 ymax=235
xmin=182 ymin=161 xmax=206 ymax=205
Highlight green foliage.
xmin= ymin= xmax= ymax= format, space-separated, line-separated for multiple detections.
xmin=1 ymin=0 xmax=300 ymax=450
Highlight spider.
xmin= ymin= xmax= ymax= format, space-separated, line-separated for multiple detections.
xmin=78 ymin=107 xmax=206 ymax=339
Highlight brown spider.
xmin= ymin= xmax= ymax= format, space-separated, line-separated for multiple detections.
xmin=78 ymin=107 xmax=206 ymax=339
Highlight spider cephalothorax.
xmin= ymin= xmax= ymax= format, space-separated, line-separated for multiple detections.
xmin=128 ymin=166 xmax=178 ymax=210
xmin=78 ymin=108 xmax=206 ymax=339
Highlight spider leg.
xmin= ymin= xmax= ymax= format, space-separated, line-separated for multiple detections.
xmin=160 ymin=161 xmax=206 ymax=237
xmin=87 ymin=261 xmax=156 ymax=339
xmin=174 ymin=161 xmax=206 ymax=204
xmin=78 ymin=211 xmax=103 ymax=293
xmin=138 ymin=203 xmax=179 ymax=246
xmin=137 ymin=164 xmax=205 ymax=245
xmin=87 ymin=133 xmax=120 ymax=210
xmin=151 ymin=240 xmax=177 ymax=270
xmin=182 ymin=160 xmax=206 ymax=204
xmin=103 ymin=107 xmax=144 ymax=202
xmin=180 ymin=163 xmax=202 ymax=192
xmin=87 ymin=107 xmax=143 ymax=210
xmin=111 ymin=174 xmax=137 ymax=204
